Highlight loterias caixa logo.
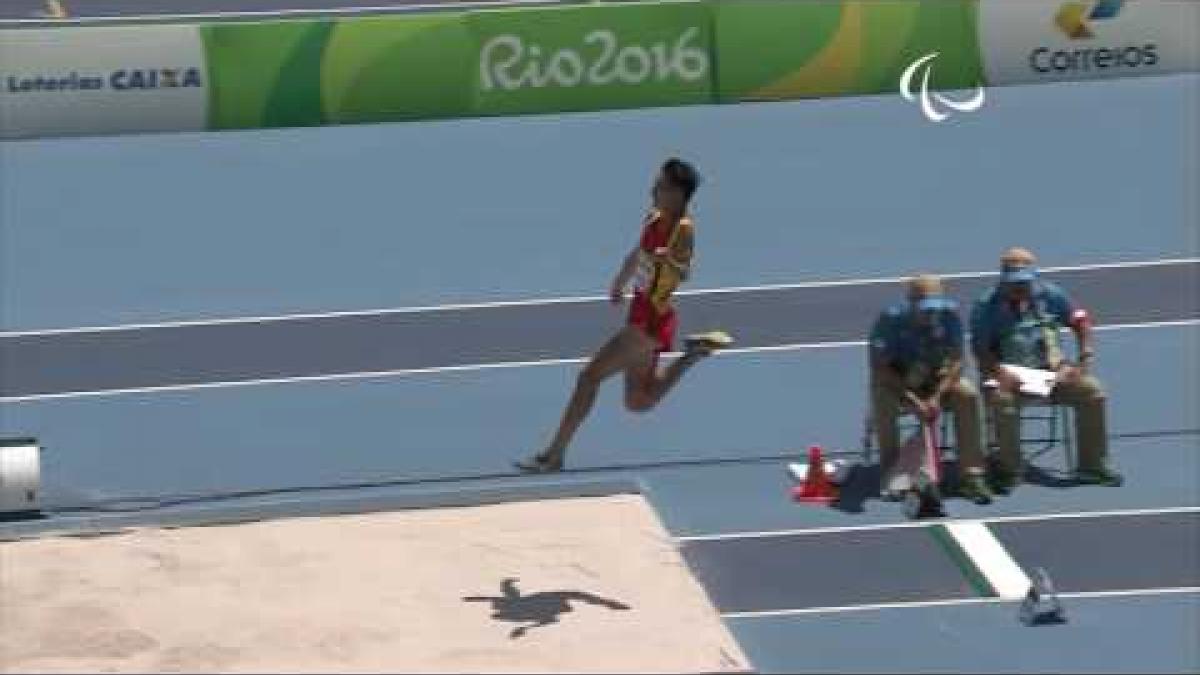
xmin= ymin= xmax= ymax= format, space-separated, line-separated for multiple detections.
xmin=6 ymin=68 xmax=204 ymax=94
xmin=1035 ymin=0 xmax=1158 ymax=74
xmin=1 ymin=26 xmax=210 ymax=139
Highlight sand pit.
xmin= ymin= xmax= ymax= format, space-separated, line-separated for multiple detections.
xmin=0 ymin=494 xmax=750 ymax=673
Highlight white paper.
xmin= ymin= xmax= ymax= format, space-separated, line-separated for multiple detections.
xmin=983 ymin=364 xmax=1058 ymax=398
xmin=1002 ymin=364 xmax=1057 ymax=397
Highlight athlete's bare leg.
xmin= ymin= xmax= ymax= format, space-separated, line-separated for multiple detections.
xmin=526 ymin=326 xmax=648 ymax=470
xmin=623 ymin=332 xmax=707 ymax=413
xmin=519 ymin=328 xmax=729 ymax=473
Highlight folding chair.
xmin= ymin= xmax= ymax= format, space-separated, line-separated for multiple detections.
xmin=983 ymin=392 xmax=1076 ymax=477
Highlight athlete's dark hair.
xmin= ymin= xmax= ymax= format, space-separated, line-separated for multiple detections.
xmin=661 ymin=157 xmax=701 ymax=204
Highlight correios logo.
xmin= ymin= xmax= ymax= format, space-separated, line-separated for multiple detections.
xmin=1055 ymin=0 xmax=1124 ymax=39
xmin=899 ymin=52 xmax=985 ymax=123
xmin=1031 ymin=0 xmax=1158 ymax=74
xmin=480 ymin=28 xmax=708 ymax=91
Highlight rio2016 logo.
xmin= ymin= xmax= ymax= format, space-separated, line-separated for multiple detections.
xmin=479 ymin=28 xmax=709 ymax=91
xmin=899 ymin=52 xmax=985 ymax=123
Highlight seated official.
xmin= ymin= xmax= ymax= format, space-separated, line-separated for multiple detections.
xmin=869 ymin=275 xmax=992 ymax=505
xmin=970 ymin=247 xmax=1123 ymax=492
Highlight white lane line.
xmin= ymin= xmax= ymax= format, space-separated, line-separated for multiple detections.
xmin=678 ymin=319 xmax=1200 ymax=358
xmin=3 ymin=319 xmax=1197 ymax=404
xmin=1057 ymin=586 xmax=1200 ymax=600
xmin=720 ymin=586 xmax=1200 ymax=619
xmin=680 ymin=520 xmax=933 ymax=542
xmin=943 ymin=521 xmax=1031 ymax=600
xmin=0 ymin=0 xmax=578 ymax=24
xmin=2 ymin=257 xmax=1193 ymax=338
xmin=1092 ymin=319 xmax=1200 ymax=332
xmin=981 ymin=505 xmax=1200 ymax=526
xmin=723 ymin=597 xmax=1004 ymax=619
xmin=677 ymin=506 xmax=1200 ymax=542
xmin=0 ymin=356 xmax=590 ymax=404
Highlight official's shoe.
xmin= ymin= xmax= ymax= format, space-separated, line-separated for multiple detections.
xmin=989 ymin=466 xmax=1022 ymax=495
xmin=904 ymin=471 xmax=943 ymax=519
xmin=1076 ymin=465 xmax=1124 ymax=487
xmin=959 ymin=475 xmax=994 ymax=505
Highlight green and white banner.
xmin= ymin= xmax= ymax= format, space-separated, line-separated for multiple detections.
xmin=200 ymin=14 xmax=474 ymax=130
xmin=200 ymin=19 xmax=331 ymax=130
xmin=196 ymin=2 xmax=715 ymax=128
xmin=713 ymin=0 xmax=984 ymax=102
xmin=1 ymin=0 xmax=1196 ymax=139
xmin=322 ymin=14 xmax=475 ymax=124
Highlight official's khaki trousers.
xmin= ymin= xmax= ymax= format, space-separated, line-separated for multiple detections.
xmin=871 ymin=377 xmax=986 ymax=479
xmin=986 ymin=375 xmax=1109 ymax=474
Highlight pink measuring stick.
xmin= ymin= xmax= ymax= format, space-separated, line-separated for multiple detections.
xmin=923 ymin=412 xmax=942 ymax=483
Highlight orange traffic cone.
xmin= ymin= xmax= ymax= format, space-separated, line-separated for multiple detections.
xmin=791 ymin=445 xmax=838 ymax=504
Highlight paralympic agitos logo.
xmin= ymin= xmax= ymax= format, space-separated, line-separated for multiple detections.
xmin=1030 ymin=0 xmax=1159 ymax=74
xmin=899 ymin=52 xmax=985 ymax=123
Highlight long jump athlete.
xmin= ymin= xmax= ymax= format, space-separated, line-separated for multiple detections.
xmin=516 ymin=158 xmax=733 ymax=473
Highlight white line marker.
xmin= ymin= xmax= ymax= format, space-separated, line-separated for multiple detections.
xmin=1093 ymin=319 xmax=1200 ymax=332
xmin=721 ymin=586 xmax=1200 ymax=619
xmin=0 ymin=356 xmax=591 ymax=404
xmin=723 ymin=596 xmax=1003 ymax=619
xmin=944 ymin=521 xmax=1031 ymax=599
xmin=3 ymin=319 xmax=1196 ymax=404
xmin=680 ymin=520 xmax=933 ymax=542
xmin=2 ymin=257 xmax=1193 ymax=338
xmin=0 ymin=0 xmax=579 ymax=25
xmin=678 ymin=505 xmax=1200 ymax=542
xmin=1057 ymin=586 xmax=1200 ymax=600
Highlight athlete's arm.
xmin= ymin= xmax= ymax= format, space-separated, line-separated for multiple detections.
xmin=610 ymin=246 xmax=640 ymax=303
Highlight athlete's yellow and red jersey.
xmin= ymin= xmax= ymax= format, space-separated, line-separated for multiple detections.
xmin=628 ymin=209 xmax=693 ymax=353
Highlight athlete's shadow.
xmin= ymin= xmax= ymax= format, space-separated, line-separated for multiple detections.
xmin=463 ymin=577 xmax=631 ymax=639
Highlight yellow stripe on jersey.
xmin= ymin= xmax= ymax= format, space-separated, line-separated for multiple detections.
xmin=646 ymin=217 xmax=692 ymax=312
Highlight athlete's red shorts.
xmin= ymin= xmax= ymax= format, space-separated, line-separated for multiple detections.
xmin=628 ymin=291 xmax=677 ymax=356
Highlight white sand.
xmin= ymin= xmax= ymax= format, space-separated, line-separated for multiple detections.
xmin=0 ymin=494 xmax=750 ymax=674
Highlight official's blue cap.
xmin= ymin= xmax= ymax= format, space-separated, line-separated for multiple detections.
xmin=916 ymin=296 xmax=955 ymax=312
xmin=1001 ymin=265 xmax=1038 ymax=283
